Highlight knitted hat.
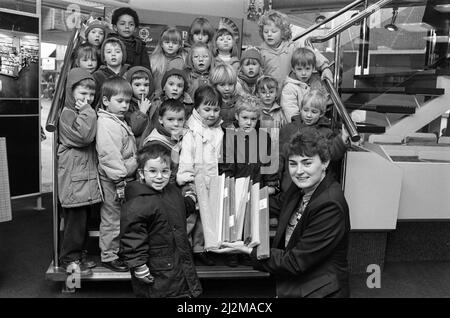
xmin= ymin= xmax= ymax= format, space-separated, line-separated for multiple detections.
xmin=161 ymin=68 xmax=189 ymax=92
xmin=85 ymin=19 xmax=109 ymax=39
xmin=124 ymin=66 xmax=155 ymax=97
xmin=240 ymin=47 xmax=262 ymax=65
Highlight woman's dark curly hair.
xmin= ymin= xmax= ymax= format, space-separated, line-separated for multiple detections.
xmin=287 ymin=126 xmax=330 ymax=163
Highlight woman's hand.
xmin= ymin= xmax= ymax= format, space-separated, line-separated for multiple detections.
xmin=210 ymin=241 xmax=253 ymax=255
xmin=321 ymin=67 xmax=333 ymax=83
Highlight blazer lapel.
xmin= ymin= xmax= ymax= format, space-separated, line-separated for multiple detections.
xmin=272 ymin=184 xmax=303 ymax=248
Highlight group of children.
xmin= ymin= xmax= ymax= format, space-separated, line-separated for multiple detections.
xmin=57 ymin=7 xmax=351 ymax=298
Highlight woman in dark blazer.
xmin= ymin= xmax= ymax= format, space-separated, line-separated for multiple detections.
xmin=216 ymin=126 xmax=350 ymax=298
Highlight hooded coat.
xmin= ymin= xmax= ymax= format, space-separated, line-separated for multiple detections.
xmin=107 ymin=32 xmax=151 ymax=69
xmin=259 ymin=41 xmax=329 ymax=90
xmin=120 ymin=181 xmax=202 ymax=298
xmin=57 ymin=68 xmax=102 ymax=208
xmin=92 ymin=64 xmax=130 ymax=109
xmin=280 ymin=75 xmax=310 ymax=123
xmin=123 ymin=66 xmax=156 ymax=147
xmin=96 ymin=108 xmax=138 ymax=183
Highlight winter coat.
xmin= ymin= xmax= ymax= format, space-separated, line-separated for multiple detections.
xmin=251 ymin=173 xmax=350 ymax=298
xmin=124 ymin=66 xmax=156 ymax=147
xmin=176 ymin=108 xmax=224 ymax=186
xmin=259 ymin=102 xmax=288 ymax=133
xmin=138 ymin=91 xmax=194 ymax=149
xmin=57 ymin=68 xmax=102 ymax=208
xmin=220 ymin=93 xmax=240 ymax=128
xmin=120 ymin=181 xmax=202 ymax=298
xmin=220 ymin=122 xmax=278 ymax=187
xmin=92 ymin=64 xmax=130 ymax=109
xmin=107 ymin=33 xmax=151 ymax=69
xmin=280 ymin=75 xmax=310 ymax=122
xmin=278 ymin=116 xmax=348 ymax=192
xmin=96 ymin=109 xmax=138 ymax=183
xmin=187 ymin=69 xmax=210 ymax=99
xmin=142 ymin=124 xmax=187 ymax=184
xmin=259 ymin=41 xmax=329 ymax=89
xmin=235 ymin=73 xmax=259 ymax=96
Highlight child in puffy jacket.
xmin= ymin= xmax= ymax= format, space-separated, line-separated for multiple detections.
xmin=96 ymin=77 xmax=138 ymax=272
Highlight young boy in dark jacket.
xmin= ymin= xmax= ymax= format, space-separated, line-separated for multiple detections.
xmin=278 ymin=89 xmax=350 ymax=192
xmin=124 ymin=66 xmax=156 ymax=147
xmin=119 ymin=144 xmax=202 ymax=298
xmin=58 ymin=68 xmax=103 ymax=275
xmin=108 ymin=7 xmax=151 ymax=69
xmin=92 ymin=37 xmax=130 ymax=108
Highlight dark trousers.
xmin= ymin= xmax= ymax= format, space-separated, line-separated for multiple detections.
xmin=59 ymin=206 xmax=90 ymax=264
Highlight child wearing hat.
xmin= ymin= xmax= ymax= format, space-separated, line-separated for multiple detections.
xmin=84 ymin=19 xmax=109 ymax=49
xmin=123 ymin=66 xmax=156 ymax=147
xmin=235 ymin=46 xmax=263 ymax=96
xmin=138 ymin=68 xmax=193 ymax=149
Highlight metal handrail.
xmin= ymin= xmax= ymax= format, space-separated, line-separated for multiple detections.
xmin=44 ymin=27 xmax=81 ymax=268
xmin=292 ymin=0 xmax=365 ymax=42
xmin=309 ymin=0 xmax=395 ymax=44
xmin=324 ymin=78 xmax=360 ymax=142
xmin=45 ymin=27 xmax=81 ymax=132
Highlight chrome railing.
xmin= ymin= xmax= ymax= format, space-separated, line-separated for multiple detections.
xmin=292 ymin=0 xmax=365 ymax=42
xmin=323 ymin=78 xmax=360 ymax=142
xmin=45 ymin=27 xmax=81 ymax=268
xmin=308 ymin=0 xmax=395 ymax=44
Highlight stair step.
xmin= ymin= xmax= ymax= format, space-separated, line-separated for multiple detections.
xmin=356 ymin=123 xmax=386 ymax=134
xmin=345 ymin=103 xmax=416 ymax=114
xmin=340 ymin=87 xmax=444 ymax=96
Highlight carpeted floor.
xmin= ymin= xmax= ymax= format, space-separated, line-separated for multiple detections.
xmin=2 ymin=192 xmax=450 ymax=298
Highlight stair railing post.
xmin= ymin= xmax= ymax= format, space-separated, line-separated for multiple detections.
xmin=332 ymin=33 xmax=342 ymax=130
xmin=52 ymin=129 xmax=59 ymax=268
xmin=356 ymin=0 xmax=370 ymax=76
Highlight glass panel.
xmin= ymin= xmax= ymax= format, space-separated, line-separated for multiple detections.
xmin=0 ymin=0 xmax=37 ymax=14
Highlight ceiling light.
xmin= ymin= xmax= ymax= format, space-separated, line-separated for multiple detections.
xmin=434 ymin=4 xmax=450 ymax=13
xmin=384 ymin=7 xmax=398 ymax=32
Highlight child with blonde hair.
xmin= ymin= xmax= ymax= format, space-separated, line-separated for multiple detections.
xmin=212 ymin=28 xmax=240 ymax=71
xmin=150 ymin=27 xmax=187 ymax=92
xmin=210 ymin=63 xmax=240 ymax=127
xmin=186 ymin=42 xmax=213 ymax=99
xmin=278 ymin=89 xmax=349 ymax=192
xmin=258 ymin=10 xmax=333 ymax=88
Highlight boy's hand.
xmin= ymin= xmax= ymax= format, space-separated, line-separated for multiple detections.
xmin=134 ymin=264 xmax=155 ymax=285
xmin=267 ymin=186 xmax=276 ymax=195
xmin=115 ymin=180 xmax=126 ymax=203
xmin=75 ymin=98 xmax=89 ymax=110
xmin=138 ymin=95 xmax=152 ymax=114
xmin=321 ymin=67 xmax=333 ymax=83
xmin=341 ymin=123 xmax=350 ymax=145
